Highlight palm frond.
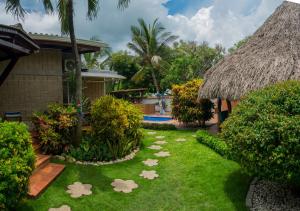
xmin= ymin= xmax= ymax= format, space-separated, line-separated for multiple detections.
xmin=57 ymin=0 xmax=70 ymax=34
xmin=5 ymin=0 xmax=25 ymax=19
xmin=118 ymin=0 xmax=130 ymax=9
xmin=43 ymin=0 xmax=54 ymax=13
xmin=87 ymin=0 xmax=99 ymax=20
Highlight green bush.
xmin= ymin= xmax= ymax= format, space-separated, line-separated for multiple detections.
xmin=142 ymin=122 xmax=177 ymax=130
xmin=196 ymin=130 xmax=228 ymax=156
xmin=32 ymin=104 xmax=77 ymax=154
xmin=91 ymin=96 xmax=143 ymax=160
xmin=221 ymin=81 xmax=300 ymax=185
xmin=0 ymin=122 xmax=35 ymax=210
xmin=172 ymin=79 xmax=214 ymax=126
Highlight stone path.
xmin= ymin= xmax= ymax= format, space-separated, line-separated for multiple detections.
xmin=154 ymin=151 xmax=171 ymax=157
xmin=155 ymin=136 xmax=165 ymax=139
xmin=49 ymin=205 xmax=71 ymax=211
xmin=176 ymin=138 xmax=187 ymax=142
xmin=111 ymin=179 xmax=139 ymax=193
xmin=147 ymin=131 xmax=157 ymax=135
xmin=140 ymin=170 xmax=159 ymax=180
xmin=148 ymin=145 xmax=162 ymax=150
xmin=143 ymin=159 xmax=159 ymax=167
xmin=154 ymin=140 xmax=167 ymax=145
xmin=66 ymin=182 xmax=92 ymax=198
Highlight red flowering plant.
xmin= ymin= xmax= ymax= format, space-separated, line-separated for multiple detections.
xmin=32 ymin=104 xmax=77 ymax=155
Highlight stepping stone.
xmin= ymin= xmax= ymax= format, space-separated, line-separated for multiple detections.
xmin=154 ymin=151 xmax=170 ymax=157
xmin=148 ymin=145 xmax=162 ymax=150
xmin=154 ymin=140 xmax=167 ymax=145
xmin=192 ymin=135 xmax=197 ymax=138
xmin=111 ymin=179 xmax=138 ymax=193
xmin=49 ymin=205 xmax=71 ymax=211
xmin=143 ymin=159 xmax=159 ymax=167
xmin=147 ymin=131 xmax=157 ymax=135
xmin=66 ymin=182 xmax=92 ymax=198
xmin=155 ymin=136 xmax=165 ymax=139
xmin=139 ymin=170 xmax=159 ymax=180
xmin=176 ymin=138 xmax=187 ymax=142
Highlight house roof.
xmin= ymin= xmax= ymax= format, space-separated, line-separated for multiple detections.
xmin=198 ymin=1 xmax=300 ymax=101
xmin=29 ymin=33 xmax=106 ymax=54
xmin=0 ymin=24 xmax=39 ymax=60
xmin=82 ymin=70 xmax=126 ymax=80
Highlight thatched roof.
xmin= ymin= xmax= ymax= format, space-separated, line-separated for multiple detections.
xmin=199 ymin=1 xmax=300 ymax=100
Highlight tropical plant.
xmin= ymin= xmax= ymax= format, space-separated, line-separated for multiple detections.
xmin=5 ymin=0 xmax=131 ymax=145
xmin=32 ymin=104 xmax=77 ymax=154
xmin=91 ymin=96 xmax=143 ymax=160
xmin=172 ymin=79 xmax=214 ymax=126
xmin=0 ymin=122 xmax=35 ymax=210
xmin=128 ymin=18 xmax=178 ymax=94
xmin=222 ymin=81 xmax=300 ymax=185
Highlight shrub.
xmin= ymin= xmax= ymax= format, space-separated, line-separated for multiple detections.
xmin=32 ymin=104 xmax=77 ymax=154
xmin=91 ymin=96 xmax=143 ymax=160
xmin=221 ymin=81 xmax=300 ymax=185
xmin=172 ymin=79 xmax=214 ymax=126
xmin=196 ymin=130 xmax=228 ymax=156
xmin=142 ymin=122 xmax=177 ymax=130
xmin=0 ymin=122 xmax=35 ymax=210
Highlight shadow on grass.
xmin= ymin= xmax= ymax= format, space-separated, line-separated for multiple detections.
xmin=224 ymin=170 xmax=252 ymax=211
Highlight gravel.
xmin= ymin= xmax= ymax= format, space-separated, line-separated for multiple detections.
xmin=249 ymin=180 xmax=300 ymax=211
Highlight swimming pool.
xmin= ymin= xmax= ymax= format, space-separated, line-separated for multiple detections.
xmin=143 ymin=116 xmax=172 ymax=122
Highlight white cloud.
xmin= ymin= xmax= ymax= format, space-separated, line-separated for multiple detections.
xmin=0 ymin=0 xmax=285 ymax=51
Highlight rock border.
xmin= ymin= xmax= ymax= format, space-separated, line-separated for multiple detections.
xmin=245 ymin=177 xmax=258 ymax=209
xmin=54 ymin=148 xmax=140 ymax=166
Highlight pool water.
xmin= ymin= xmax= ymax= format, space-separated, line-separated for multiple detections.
xmin=143 ymin=116 xmax=172 ymax=122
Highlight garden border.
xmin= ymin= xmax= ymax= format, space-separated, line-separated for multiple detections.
xmin=54 ymin=148 xmax=140 ymax=166
xmin=245 ymin=177 xmax=258 ymax=209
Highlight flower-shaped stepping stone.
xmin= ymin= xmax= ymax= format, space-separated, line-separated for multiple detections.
xmin=155 ymin=136 xmax=165 ymax=139
xmin=143 ymin=159 xmax=159 ymax=167
xmin=111 ymin=179 xmax=138 ymax=193
xmin=49 ymin=205 xmax=71 ymax=211
xmin=154 ymin=151 xmax=170 ymax=157
xmin=148 ymin=145 xmax=162 ymax=150
xmin=140 ymin=170 xmax=159 ymax=180
xmin=147 ymin=131 xmax=157 ymax=135
xmin=154 ymin=140 xmax=167 ymax=145
xmin=176 ymin=138 xmax=187 ymax=142
xmin=66 ymin=182 xmax=92 ymax=198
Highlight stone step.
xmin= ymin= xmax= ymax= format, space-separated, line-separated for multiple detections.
xmin=34 ymin=154 xmax=51 ymax=172
xmin=32 ymin=142 xmax=42 ymax=153
xmin=28 ymin=163 xmax=65 ymax=198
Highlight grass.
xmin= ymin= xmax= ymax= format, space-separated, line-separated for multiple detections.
xmin=20 ymin=129 xmax=251 ymax=211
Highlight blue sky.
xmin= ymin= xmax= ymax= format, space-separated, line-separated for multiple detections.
xmin=0 ymin=0 xmax=286 ymax=50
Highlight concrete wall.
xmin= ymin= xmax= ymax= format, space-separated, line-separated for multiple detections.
xmin=0 ymin=49 xmax=63 ymax=122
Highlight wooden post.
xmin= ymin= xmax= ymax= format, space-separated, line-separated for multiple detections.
xmin=217 ymin=97 xmax=222 ymax=127
xmin=226 ymin=99 xmax=232 ymax=113
xmin=0 ymin=57 xmax=19 ymax=87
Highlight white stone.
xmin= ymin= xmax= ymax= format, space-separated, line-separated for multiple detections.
xmin=148 ymin=145 xmax=162 ymax=150
xmin=154 ymin=140 xmax=167 ymax=145
xmin=154 ymin=151 xmax=170 ymax=157
xmin=147 ymin=131 xmax=157 ymax=135
xmin=49 ymin=205 xmax=71 ymax=211
xmin=139 ymin=170 xmax=159 ymax=180
xmin=142 ymin=159 xmax=159 ymax=167
xmin=66 ymin=182 xmax=92 ymax=198
xmin=111 ymin=179 xmax=138 ymax=193
xmin=155 ymin=136 xmax=165 ymax=139
xmin=176 ymin=138 xmax=187 ymax=142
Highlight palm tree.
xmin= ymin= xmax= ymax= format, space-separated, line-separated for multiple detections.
xmin=5 ymin=0 xmax=131 ymax=145
xmin=128 ymin=18 xmax=178 ymax=94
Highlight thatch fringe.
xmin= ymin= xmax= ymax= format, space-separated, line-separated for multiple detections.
xmin=199 ymin=1 xmax=300 ymax=100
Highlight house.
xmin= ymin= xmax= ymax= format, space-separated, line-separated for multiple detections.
xmin=0 ymin=24 xmax=124 ymax=123
xmin=198 ymin=1 xmax=300 ymax=125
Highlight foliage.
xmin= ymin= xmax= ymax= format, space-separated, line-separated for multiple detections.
xmin=91 ymin=96 xmax=143 ymax=160
xmin=196 ymin=130 xmax=228 ymax=157
xmin=221 ymin=81 xmax=300 ymax=185
xmin=161 ymin=41 xmax=225 ymax=90
xmin=228 ymin=36 xmax=250 ymax=54
xmin=172 ymin=79 xmax=214 ymax=125
xmin=32 ymin=104 xmax=77 ymax=155
xmin=0 ymin=122 xmax=35 ymax=210
xmin=68 ymin=134 xmax=113 ymax=161
xmin=128 ymin=18 xmax=178 ymax=93
xmin=142 ymin=122 xmax=177 ymax=130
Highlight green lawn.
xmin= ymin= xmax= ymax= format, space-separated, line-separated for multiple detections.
xmin=20 ymin=130 xmax=251 ymax=211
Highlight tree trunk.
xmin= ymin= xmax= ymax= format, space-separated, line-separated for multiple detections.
xmin=150 ymin=68 xmax=160 ymax=94
xmin=68 ymin=0 xmax=82 ymax=146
